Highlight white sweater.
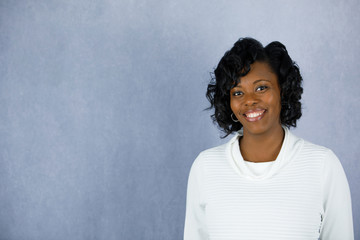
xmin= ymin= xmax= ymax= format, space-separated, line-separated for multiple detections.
xmin=184 ymin=127 xmax=354 ymax=240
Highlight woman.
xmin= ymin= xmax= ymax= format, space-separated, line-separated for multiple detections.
xmin=184 ymin=38 xmax=354 ymax=239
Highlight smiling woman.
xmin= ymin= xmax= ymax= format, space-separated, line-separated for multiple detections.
xmin=184 ymin=38 xmax=354 ymax=239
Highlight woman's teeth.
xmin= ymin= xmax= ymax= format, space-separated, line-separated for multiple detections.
xmin=245 ymin=110 xmax=265 ymax=118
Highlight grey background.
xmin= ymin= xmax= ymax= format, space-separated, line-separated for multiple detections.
xmin=0 ymin=0 xmax=359 ymax=239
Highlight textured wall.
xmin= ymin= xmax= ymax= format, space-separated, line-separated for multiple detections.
xmin=0 ymin=0 xmax=359 ymax=239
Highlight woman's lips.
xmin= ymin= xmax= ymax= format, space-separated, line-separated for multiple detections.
xmin=243 ymin=109 xmax=266 ymax=122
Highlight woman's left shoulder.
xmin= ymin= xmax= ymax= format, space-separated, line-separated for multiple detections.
xmin=299 ymin=138 xmax=337 ymax=159
xmin=288 ymin=131 xmax=344 ymax=170
xmin=299 ymin=138 xmax=344 ymax=172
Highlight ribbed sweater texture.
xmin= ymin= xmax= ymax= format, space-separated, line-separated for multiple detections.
xmin=184 ymin=128 xmax=353 ymax=240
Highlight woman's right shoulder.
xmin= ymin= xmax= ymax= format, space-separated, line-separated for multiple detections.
xmin=188 ymin=142 xmax=230 ymax=183
xmin=193 ymin=142 xmax=229 ymax=165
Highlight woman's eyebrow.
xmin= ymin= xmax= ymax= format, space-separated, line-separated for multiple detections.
xmin=253 ymin=79 xmax=271 ymax=84
xmin=233 ymin=79 xmax=271 ymax=88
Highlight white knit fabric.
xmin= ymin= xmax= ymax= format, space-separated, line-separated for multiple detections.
xmin=184 ymin=127 xmax=354 ymax=240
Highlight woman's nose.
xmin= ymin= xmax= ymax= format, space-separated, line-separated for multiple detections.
xmin=244 ymin=93 xmax=258 ymax=106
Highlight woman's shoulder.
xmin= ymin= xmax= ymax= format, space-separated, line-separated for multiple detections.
xmin=295 ymin=135 xmax=342 ymax=169
xmin=287 ymin=128 xmax=331 ymax=156
xmin=285 ymin=130 xmax=342 ymax=169
xmin=198 ymin=143 xmax=227 ymax=157
xmin=195 ymin=134 xmax=238 ymax=161
xmin=301 ymin=138 xmax=331 ymax=154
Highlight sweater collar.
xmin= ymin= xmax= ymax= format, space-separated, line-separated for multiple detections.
xmin=226 ymin=126 xmax=304 ymax=180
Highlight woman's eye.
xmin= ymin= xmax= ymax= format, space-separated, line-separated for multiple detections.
xmin=256 ymin=86 xmax=268 ymax=91
xmin=233 ymin=91 xmax=243 ymax=96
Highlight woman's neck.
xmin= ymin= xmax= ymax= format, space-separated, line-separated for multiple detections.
xmin=239 ymin=125 xmax=285 ymax=163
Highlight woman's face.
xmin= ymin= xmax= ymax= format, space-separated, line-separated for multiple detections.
xmin=230 ymin=61 xmax=282 ymax=137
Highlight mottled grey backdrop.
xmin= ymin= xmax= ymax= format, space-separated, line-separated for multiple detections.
xmin=0 ymin=0 xmax=359 ymax=239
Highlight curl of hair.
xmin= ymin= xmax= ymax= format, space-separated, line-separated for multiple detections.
xmin=206 ymin=37 xmax=303 ymax=138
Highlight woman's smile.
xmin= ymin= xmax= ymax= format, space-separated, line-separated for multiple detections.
xmin=243 ymin=109 xmax=266 ymax=122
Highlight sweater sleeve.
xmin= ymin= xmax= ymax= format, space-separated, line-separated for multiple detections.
xmin=320 ymin=150 xmax=354 ymax=240
xmin=184 ymin=154 xmax=208 ymax=240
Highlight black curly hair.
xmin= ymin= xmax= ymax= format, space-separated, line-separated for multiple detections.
xmin=206 ymin=37 xmax=303 ymax=138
